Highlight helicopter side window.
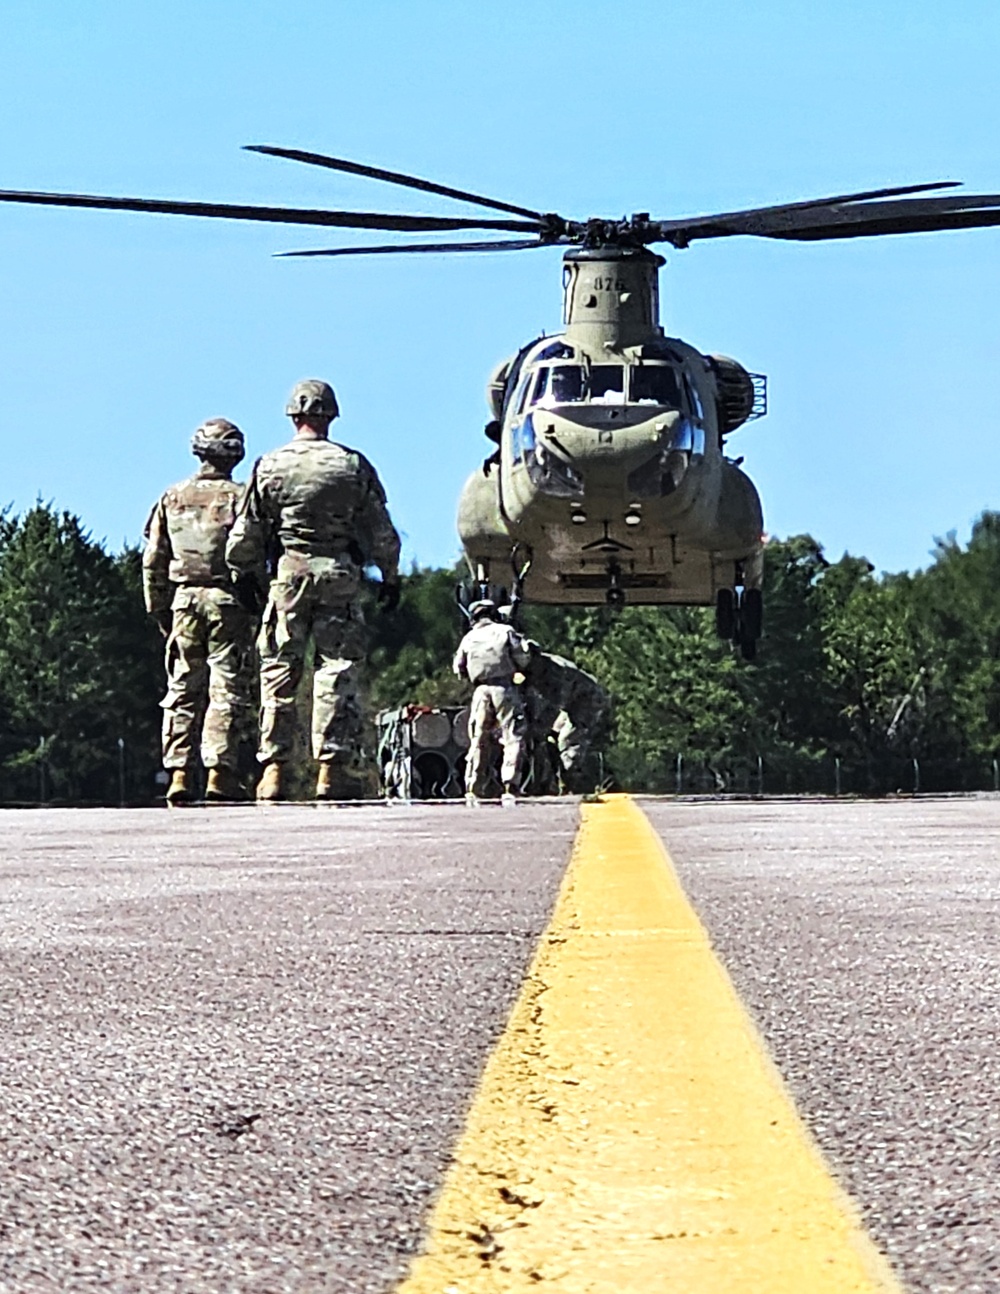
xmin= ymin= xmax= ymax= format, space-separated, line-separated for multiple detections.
xmin=549 ymin=365 xmax=585 ymax=403
xmin=588 ymin=365 xmax=625 ymax=403
xmin=528 ymin=367 xmax=550 ymax=408
xmin=683 ymin=373 xmax=705 ymax=422
xmin=631 ymin=365 xmax=681 ymax=407
xmin=666 ymin=371 xmax=705 ymax=454
xmin=513 ymin=372 xmax=533 ymax=417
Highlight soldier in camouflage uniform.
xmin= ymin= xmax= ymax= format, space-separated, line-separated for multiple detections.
xmin=525 ymin=650 xmax=609 ymax=792
xmin=226 ymin=379 xmax=400 ymax=801
xmin=453 ymin=599 xmax=532 ymax=803
xmin=142 ymin=419 xmax=254 ymax=805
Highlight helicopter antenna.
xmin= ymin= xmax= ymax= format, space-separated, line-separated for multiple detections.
xmin=245 ymin=145 xmax=545 ymax=221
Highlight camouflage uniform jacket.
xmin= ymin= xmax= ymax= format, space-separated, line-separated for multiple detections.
xmin=454 ymin=621 xmax=532 ymax=686
xmin=225 ymin=438 xmax=400 ymax=594
xmin=528 ymin=651 xmax=608 ymax=723
xmin=142 ymin=466 xmax=243 ymax=614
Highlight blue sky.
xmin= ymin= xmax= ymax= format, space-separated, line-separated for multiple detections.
xmin=2 ymin=0 xmax=1000 ymax=574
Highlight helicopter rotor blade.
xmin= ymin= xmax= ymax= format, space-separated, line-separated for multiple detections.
xmin=742 ymin=193 xmax=1000 ymax=241
xmin=276 ymin=238 xmax=556 ymax=257
xmin=0 ymin=188 xmax=541 ymax=234
xmin=245 ymin=145 xmax=545 ymax=222
xmin=651 ymin=181 xmax=965 ymax=245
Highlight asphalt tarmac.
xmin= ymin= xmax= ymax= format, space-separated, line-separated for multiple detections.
xmin=0 ymin=803 xmax=577 ymax=1293
xmin=647 ymin=797 xmax=1000 ymax=1294
xmin=6 ymin=798 xmax=1000 ymax=1293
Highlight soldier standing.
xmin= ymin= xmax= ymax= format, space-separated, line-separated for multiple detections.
xmin=226 ymin=379 xmax=400 ymax=801
xmin=453 ymin=599 xmax=532 ymax=803
xmin=143 ymin=419 xmax=254 ymax=805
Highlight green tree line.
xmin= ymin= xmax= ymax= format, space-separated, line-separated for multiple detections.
xmin=3 ymin=500 xmax=1000 ymax=801
xmin=368 ymin=515 xmax=1000 ymax=796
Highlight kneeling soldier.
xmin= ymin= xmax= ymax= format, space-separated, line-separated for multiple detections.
xmin=453 ymin=599 xmax=532 ymax=802
xmin=143 ymin=419 xmax=254 ymax=804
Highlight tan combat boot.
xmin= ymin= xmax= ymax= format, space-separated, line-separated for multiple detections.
xmin=205 ymin=768 xmax=238 ymax=802
xmin=315 ymin=762 xmax=362 ymax=801
xmin=166 ymin=769 xmax=192 ymax=806
xmin=256 ymin=762 xmax=283 ymax=802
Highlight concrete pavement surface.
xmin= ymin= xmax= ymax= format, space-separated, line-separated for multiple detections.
xmin=400 ymin=797 xmax=901 ymax=1294
xmin=647 ymin=797 xmax=1000 ymax=1294
xmin=0 ymin=803 xmax=577 ymax=1293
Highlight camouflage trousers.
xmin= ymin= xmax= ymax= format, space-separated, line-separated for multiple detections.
xmin=257 ymin=575 xmax=366 ymax=765
xmin=465 ymin=682 xmax=526 ymax=795
xmin=161 ymin=586 xmax=255 ymax=771
xmin=555 ymin=696 xmax=607 ymax=780
xmin=553 ymin=711 xmax=588 ymax=772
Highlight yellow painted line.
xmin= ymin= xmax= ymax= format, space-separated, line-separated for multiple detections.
xmin=396 ymin=795 xmax=903 ymax=1293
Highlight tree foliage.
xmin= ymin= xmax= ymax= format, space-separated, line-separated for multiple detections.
xmin=5 ymin=501 xmax=1000 ymax=801
xmin=368 ymin=516 xmax=1000 ymax=795
xmin=0 ymin=505 xmax=161 ymax=802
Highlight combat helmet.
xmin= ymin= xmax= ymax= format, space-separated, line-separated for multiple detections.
xmin=467 ymin=598 xmax=499 ymax=623
xmin=286 ymin=378 xmax=339 ymax=420
xmin=191 ymin=417 xmax=245 ymax=465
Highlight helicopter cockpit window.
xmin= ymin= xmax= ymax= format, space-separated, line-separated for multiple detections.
xmin=529 ymin=368 xmax=549 ymax=407
xmin=549 ymin=365 xmax=585 ymax=403
xmin=631 ymin=365 xmax=682 ymax=407
xmin=513 ymin=372 xmax=533 ymax=417
xmin=527 ymin=365 xmax=586 ymax=407
xmin=588 ymin=365 xmax=626 ymax=403
xmin=535 ymin=340 xmax=575 ymax=362
xmin=525 ymin=363 xmax=685 ymax=408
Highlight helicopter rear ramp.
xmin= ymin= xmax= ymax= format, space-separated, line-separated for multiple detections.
xmin=1 ymin=798 xmax=997 ymax=1290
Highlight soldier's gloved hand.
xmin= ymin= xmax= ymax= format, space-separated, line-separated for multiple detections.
xmin=376 ymin=576 xmax=401 ymax=612
xmin=152 ymin=609 xmax=172 ymax=638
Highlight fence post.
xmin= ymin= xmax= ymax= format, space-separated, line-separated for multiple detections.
xmin=834 ymin=756 xmax=842 ymax=797
xmin=675 ymin=752 xmax=683 ymax=795
xmin=117 ymin=737 xmax=126 ymax=808
xmin=913 ymin=757 xmax=920 ymax=795
xmin=37 ymin=736 xmax=45 ymax=805
xmin=756 ymin=754 xmax=764 ymax=797
xmin=993 ymin=758 xmax=999 ymax=793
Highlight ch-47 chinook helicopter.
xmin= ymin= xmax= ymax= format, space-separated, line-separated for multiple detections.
xmin=4 ymin=147 xmax=1000 ymax=656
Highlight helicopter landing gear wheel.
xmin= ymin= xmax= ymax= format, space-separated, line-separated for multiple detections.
xmin=715 ymin=588 xmax=736 ymax=639
xmin=732 ymin=586 xmax=762 ymax=661
xmin=718 ymin=581 xmax=762 ymax=659
xmin=741 ymin=587 xmax=763 ymax=641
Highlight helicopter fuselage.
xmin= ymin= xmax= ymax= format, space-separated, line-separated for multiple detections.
xmin=457 ymin=246 xmax=765 ymax=608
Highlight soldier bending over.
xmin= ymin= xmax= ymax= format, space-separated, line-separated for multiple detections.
xmin=143 ymin=419 xmax=254 ymax=805
xmin=226 ymin=379 xmax=400 ymax=801
xmin=453 ymin=599 xmax=532 ymax=803
xmin=526 ymin=650 xmax=609 ymax=792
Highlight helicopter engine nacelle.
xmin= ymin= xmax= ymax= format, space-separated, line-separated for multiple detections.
xmin=709 ymin=355 xmax=755 ymax=435
xmin=486 ymin=357 xmax=514 ymax=420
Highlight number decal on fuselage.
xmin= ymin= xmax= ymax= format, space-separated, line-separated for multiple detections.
xmin=593 ymin=276 xmax=626 ymax=291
